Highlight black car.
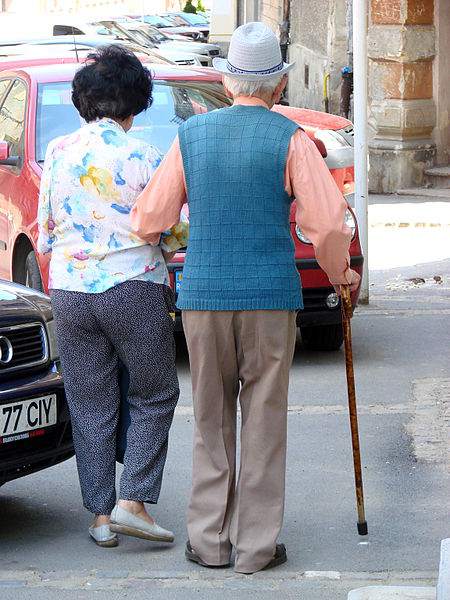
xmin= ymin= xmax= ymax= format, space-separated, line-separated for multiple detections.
xmin=0 ymin=280 xmax=73 ymax=486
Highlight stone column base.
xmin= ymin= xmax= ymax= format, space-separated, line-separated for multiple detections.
xmin=369 ymin=138 xmax=436 ymax=193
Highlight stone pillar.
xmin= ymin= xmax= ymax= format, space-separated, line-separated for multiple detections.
xmin=368 ymin=0 xmax=436 ymax=192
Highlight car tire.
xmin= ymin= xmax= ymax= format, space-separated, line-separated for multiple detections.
xmin=24 ymin=250 xmax=44 ymax=292
xmin=300 ymin=323 xmax=344 ymax=351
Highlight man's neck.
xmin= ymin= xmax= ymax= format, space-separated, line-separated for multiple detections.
xmin=233 ymin=96 xmax=271 ymax=109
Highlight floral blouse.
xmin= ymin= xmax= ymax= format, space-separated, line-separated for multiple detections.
xmin=37 ymin=118 xmax=179 ymax=293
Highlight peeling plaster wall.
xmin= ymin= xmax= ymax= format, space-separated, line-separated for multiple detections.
xmin=287 ymin=0 xmax=348 ymax=113
xmin=260 ymin=0 xmax=282 ymax=34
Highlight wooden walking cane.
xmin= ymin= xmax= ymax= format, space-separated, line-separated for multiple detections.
xmin=340 ymin=284 xmax=368 ymax=536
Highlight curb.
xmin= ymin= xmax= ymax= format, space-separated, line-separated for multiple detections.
xmin=368 ymin=201 xmax=450 ymax=229
xmin=437 ymin=539 xmax=450 ymax=600
xmin=347 ymin=586 xmax=436 ymax=599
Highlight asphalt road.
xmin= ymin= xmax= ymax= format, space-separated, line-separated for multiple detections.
xmin=0 ymin=197 xmax=449 ymax=599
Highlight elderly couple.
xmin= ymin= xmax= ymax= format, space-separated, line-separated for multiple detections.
xmin=37 ymin=22 xmax=359 ymax=574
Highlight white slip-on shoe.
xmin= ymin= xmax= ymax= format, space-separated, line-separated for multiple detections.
xmin=88 ymin=524 xmax=118 ymax=548
xmin=110 ymin=505 xmax=174 ymax=543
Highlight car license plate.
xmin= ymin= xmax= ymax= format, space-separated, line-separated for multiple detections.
xmin=175 ymin=271 xmax=183 ymax=293
xmin=0 ymin=395 xmax=57 ymax=438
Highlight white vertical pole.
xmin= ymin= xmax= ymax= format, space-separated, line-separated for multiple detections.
xmin=353 ymin=0 xmax=369 ymax=303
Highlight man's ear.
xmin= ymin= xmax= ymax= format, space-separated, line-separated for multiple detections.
xmin=272 ymin=76 xmax=288 ymax=104
xmin=222 ymin=76 xmax=233 ymax=98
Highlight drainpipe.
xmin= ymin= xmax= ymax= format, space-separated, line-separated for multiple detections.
xmin=353 ymin=0 xmax=369 ymax=303
xmin=340 ymin=66 xmax=353 ymax=118
xmin=324 ymin=72 xmax=330 ymax=113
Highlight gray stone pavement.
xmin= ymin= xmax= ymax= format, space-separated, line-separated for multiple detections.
xmin=0 ymin=193 xmax=449 ymax=599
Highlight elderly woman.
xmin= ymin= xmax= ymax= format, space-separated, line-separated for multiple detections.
xmin=37 ymin=45 xmax=180 ymax=548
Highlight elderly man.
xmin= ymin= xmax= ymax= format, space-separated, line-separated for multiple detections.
xmin=131 ymin=21 xmax=360 ymax=574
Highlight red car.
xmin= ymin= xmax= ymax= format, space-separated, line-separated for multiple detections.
xmin=0 ymin=60 xmax=362 ymax=350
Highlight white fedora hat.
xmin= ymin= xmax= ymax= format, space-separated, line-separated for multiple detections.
xmin=213 ymin=21 xmax=294 ymax=80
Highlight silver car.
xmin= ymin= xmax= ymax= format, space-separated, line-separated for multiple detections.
xmin=124 ymin=21 xmax=221 ymax=63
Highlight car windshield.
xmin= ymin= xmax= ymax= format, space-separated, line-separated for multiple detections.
xmin=178 ymin=13 xmax=208 ymax=25
xmin=145 ymin=15 xmax=173 ymax=27
xmin=164 ymin=15 xmax=187 ymax=26
xmin=35 ymin=80 xmax=230 ymax=162
xmin=141 ymin=25 xmax=167 ymax=43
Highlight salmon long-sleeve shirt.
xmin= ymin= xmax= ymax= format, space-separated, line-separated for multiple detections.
xmin=131 ymin=97 xmax=353 ymax=286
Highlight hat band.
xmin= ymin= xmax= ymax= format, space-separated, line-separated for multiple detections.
xmin=226 ymin=59 xmax=284 ymax=76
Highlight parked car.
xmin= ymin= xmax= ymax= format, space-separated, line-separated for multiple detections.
xmin=45 ymin=18 xmax=203 ymax=67
xmin=159 ymin=13 xmax=209 ymax=41
xmin=119 ymin=21 xmax=221 ymax=64
xmin=196 ymin=11 xmax=210 ymax=22
xmin=0 ymin=279 xmax=74 ymax=486
xmin=137 ymin=14 xmax=208 ymax=41
xmin=0 ymin=37 xmax=172 ymax=65
xmin=95 ymin=20 xmax=204 ymax=66
xmin=0 ymin=60 xmax=362 ymax=350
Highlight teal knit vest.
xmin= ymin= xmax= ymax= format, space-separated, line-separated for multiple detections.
xmin=177 ymin=105 xmax=303 ymax=311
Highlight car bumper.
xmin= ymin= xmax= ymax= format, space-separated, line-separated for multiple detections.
xmin=296 ymin=255 xmax=364 ymax=326
xmin=167 ymin=254 xmax=364 ymax=331
xmin=0 ymin=362 xmax=74 ymax=486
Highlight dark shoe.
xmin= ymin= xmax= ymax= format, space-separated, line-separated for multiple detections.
xmin=262 ymin=543 xmax=287 ymax=570
xmin=185 ymin=541 xmax=230 ymax=568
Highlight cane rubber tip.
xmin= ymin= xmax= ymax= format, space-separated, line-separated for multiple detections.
xmin=357 ymin=521 xmax=368 ymax=536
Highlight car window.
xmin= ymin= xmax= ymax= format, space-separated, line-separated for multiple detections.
xmin=0 ymin=79 xmax=26 ymax=169
xmin=131 ymin=82 xmax=229 ymax=154
xmin=128 ymin=29 xmax=154 ymax=46
xmin=53 ymin=25 xmax=85 ymax=35
xmin=89 ymin=22 xmax=122 ymax=38
xmin=166 ymin=16 xmax=186 ymax=27
xmin=145 ymin=15 xmax=173 ymax=27
xmin=35 ymin=80 xmax=230 ymax=162
xmin=140 ymin=25 xmax=165 ymax=43
xmin=0 ymin=79 xmax=11 ymax=105
xmin=179 ymin=13 xmax=208 ymax=25
xmin=35 ymin=82 xmax=84 ymax=162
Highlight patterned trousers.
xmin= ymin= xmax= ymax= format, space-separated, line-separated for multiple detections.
xmin=50 ymin=281 xmax=179 ymax=515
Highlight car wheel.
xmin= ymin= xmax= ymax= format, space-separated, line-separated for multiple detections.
xmin=24 ymin=250 xmax=44 ymax=292
xmin=300 ymin=323 xmax=344 ymax=351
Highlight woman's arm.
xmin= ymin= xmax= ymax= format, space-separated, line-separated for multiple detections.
xmin=131 ymin=136 xmax=187 ymax=245
xmin=37 ymin=143 xmax=56 ymax=254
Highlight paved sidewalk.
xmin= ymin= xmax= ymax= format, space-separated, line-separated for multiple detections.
xmin=348 ymin=587 xmax=436 ymax=599
xmin=0 ymin=193 xmax=449 ymax=600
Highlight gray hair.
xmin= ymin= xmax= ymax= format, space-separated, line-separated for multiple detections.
xmin=222 ymin=74 xmax=285 ymax=98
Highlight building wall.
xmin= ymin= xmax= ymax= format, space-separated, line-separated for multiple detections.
xmin=3 ymin=0 xmax=175 ymax=15
xmin=288 ymin=0 xmax=347 ymax=113
xmin=260 ymin=0 xmax=281 ymax=34
xmin=434 ymin=0 xmax=450 ymax=165
xmin=368 ymin=0 xmax=437 ymax=192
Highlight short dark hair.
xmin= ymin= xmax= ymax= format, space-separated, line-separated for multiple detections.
xmin=72 ymin=44 xmax=153 ymax=122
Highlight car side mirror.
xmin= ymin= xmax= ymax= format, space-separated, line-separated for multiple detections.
xmin=0 ymin=141 xmax=19 ymax=166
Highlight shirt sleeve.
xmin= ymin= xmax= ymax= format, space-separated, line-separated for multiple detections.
xmin=37 ymin=141 xmax=56 ymax=254
xmin=286 ymin=129 xmax=352 ymax=285
xmin=130 ymin=135 xmax=187 ymax=245
xmin=139 ymin=144 xmax=162 ymax=189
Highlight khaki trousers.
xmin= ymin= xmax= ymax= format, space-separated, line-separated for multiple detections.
xmin=182 ymin=309 xmax=297 ymax=573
